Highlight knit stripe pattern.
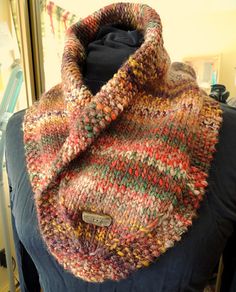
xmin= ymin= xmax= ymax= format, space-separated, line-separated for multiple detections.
xmin=23 ymin=3 xmax=222 ymax=282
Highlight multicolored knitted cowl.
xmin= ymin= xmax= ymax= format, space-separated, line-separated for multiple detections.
xmin=23 ymin=2 xmax=222 ymax=283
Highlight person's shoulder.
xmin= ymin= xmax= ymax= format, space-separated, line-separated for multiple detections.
xmin=220 ymin=104 xmax=236 ymax=140
xmin=6 ymin=109 xmax=26 ymax=135
xmin=221 ymin=103 xmax=236 ymax=125
xmin=215 ymin=103 xmax=236 ymax=164
xmin=8 ymin=109 xmax=26 ymax=125
xmin=6 ymin=109 xmax=26 ymax=149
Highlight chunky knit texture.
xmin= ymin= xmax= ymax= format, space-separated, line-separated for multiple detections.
xmin=23 ymin=3 xmax=222 ymax=283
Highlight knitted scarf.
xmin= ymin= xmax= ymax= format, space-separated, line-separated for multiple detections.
xmin=23 ymin=3 xmax=222 ymax=283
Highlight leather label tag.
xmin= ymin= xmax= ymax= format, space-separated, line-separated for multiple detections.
xmin=82 ymin=211 xmax=112 ymax=227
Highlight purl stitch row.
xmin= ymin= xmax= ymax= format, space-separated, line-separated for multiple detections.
xmin=23 ymin=2 xmax=222 ymax=282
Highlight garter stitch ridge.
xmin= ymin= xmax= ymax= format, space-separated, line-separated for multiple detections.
xmin=23 ymin=2 xmax=222 ymax=282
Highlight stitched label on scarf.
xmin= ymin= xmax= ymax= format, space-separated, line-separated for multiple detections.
xmin=82 ymin=211 xmax=112 ymax=227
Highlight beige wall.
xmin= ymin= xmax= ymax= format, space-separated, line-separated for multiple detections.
xmin=0 ymin=0 xmax=11 ymax=27
xmin=162 ymin=9 xmax=236 ymax=97
xmin=219 ymin=40 xmax=236 ymax=97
